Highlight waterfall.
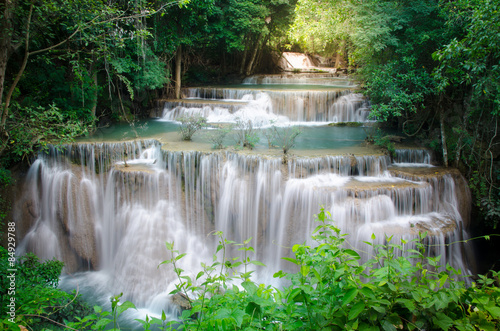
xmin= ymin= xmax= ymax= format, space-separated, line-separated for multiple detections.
xmin=394 ymin=148 xmax=433 ymax=166
xmin=14 ymin=71 xmax=474 ymax=324
xmin=160 ymin=72 xmax=371 ymax=125
xmin=242 ymin=73 xmax=355 ymax=87
xmin=162 ymin=88 xmax=370 ymax=124
xmin=16 ymin=141 xmax=473 ymax=316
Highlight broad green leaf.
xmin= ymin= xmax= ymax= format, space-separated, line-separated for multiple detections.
xmin=348 ymin=302 xmax=365 ymax=320
xmin=282 ymin=257 xmax=299 ymax=264
xmin=230 ymin=308 xmax=246 ymax=327
xmin=300 ymin=265 xmax=310 ymax=277
xmin=344 ymin=249 xmax=361 ymax=260
xmin=485 ymin=305 xmax=500 ymax=319
xmin=342 ymin=288 xmax=358 ymax=306
xmin=117 ymin=300 xmax=136 ymax=316
xmin=432 ymin=312 xmax=453 ymax=330
xmin=250 ymin=260 xmax=266 ymax=267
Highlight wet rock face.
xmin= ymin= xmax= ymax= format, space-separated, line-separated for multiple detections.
xmin=15 ymin=161 xmax=98 ymax=272
xmin=170 ymin=293 xmax=192 ymax=311
xmin=388 ymin=166 xmax=472 ymax=228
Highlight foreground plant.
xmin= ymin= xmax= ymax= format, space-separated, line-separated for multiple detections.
xmin=0 ymin=248 xmax=93 ymax=330
xmin=156 ymin=208 xmax=500 ymax=330
xmin=7 ymin=209 xmax=499 ymax=330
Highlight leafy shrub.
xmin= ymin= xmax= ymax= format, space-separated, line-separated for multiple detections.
xmin=272 ymin=125 xmax=302 ymax=155
xmin=0 ymin=248 xmax=93 ymax=330
xmin=208 ymin=125 xmax=233 ymax=149
xmin=374 ymin=130 xmax=396 ymax=159
xmin=234 ymin=118 xmax=259 ymax=150
xmin=153 ymin=208 xmax=500 ymax=331
xmin=8 ymin=210 xmax=499 ymax=330
xmin=177 ymin=115 xmax=207 ymax=141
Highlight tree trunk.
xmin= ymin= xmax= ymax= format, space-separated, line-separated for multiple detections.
xmin=440 ymin=98 xmax=448 ymax=167
xmin=240 ymin=36 xmax=249 ymax=75
xmin=175 ymin=44 xmax=182 ymax=99
xmin=334 ymin=52 xmax=341 ymax=68
xmin=91 ymin=69 xmax=98 ymax=117
xmin=0 ymin=0 xmax=14 ymax=127
xmin=1 ymin=3 xmax=32 ymax=134
xmin=245 ymin=34 xmax=263 ymax=76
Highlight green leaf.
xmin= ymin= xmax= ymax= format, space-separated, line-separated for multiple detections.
xmin=95 ymin=318 xmax=112 ymax=329
xmin=241 ymin=280 xmax=258 ymax=296
xmin=300 ymin=265 xmax=310 ymax=277
xmin=342 ymin=288 xmax=358 ymax=306
xmin=439 ymin=274 xmax=448 ymax=287
xmin=396 ymin=298 xmax=415 ymax=311
xmin=117 ymin=300 xmax=136 ymax=316
xmin=230 ymin=308 xmax=247 ymax=327
xmin=245 ymin=302 xmax=262 ymax=317
xmin=432 ymin=312 xmax=453 ymax=330
xmin=175 ymin=253 xmax=187 ymax=261
xmin=250 ymin=260 xmax=266 ymax=267
xmin=213 ymin=308 xmax=231 ymax=320
xmin=282 ymin=257 xmax=299 ymax=265
xmin=344 ymin=249 xmax=361 ymax=260
xmin=381 ymin=320 xmax=397 ymax=331
xmin=485 ymin=305 xmax=500 ymax=319
xmin=349 ymin=302 xmax=365 ymax=320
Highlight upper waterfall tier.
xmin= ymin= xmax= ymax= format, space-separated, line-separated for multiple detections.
xmin=159 ymin=73 xmax=371 ymax=125
xmin=242 ymin=73 xmax=355 ymax=87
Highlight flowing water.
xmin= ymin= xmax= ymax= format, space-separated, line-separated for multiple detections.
xmin=15 ymin=72 xmax=474 ymax=325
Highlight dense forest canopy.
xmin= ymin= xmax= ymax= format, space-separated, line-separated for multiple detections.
xmin=0 ymin=0 xmax=499 ymax=228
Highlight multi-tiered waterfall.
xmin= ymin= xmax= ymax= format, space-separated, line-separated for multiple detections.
xmin=15 ymin=72 xmax=473 ymax=322
xmin=159 ymin=72 xmax=370 ymax=124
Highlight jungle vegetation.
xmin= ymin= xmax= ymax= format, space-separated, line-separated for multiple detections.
xmin=1 ymin=0 xmax=498 ymax=230
xmin=1 ymin=0 xmax=500 ymax=328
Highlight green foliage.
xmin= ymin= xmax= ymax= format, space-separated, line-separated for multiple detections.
xmin=373 ymin=130 xmax=396 ymax=159
xmin=157 ymin=232 xmax=279 ymax=330
xmin=431 ymin=0 xmax=500 ymax=228
xmin=0 ymin=168 xmax=12 ymax=232
xmin=6 ymin=209 xmax=499 ymax=330
xmin=0 ymin=247 xmax=94 ymax=330
xmin=1 ymin=103 xmax=91 ymax=165
xmin=208 ymin=124 xmax=233 ymax=149
xmin=65 ymin=293 xmax=137 ymax=331
xmin=151 ymin=208 xmax=500 ymax=330
xmin=178 ymin=115 xmax=207 ymax=141
xmin=234 ymin=118 xmax=260 ymax=150
xmin=364 ymin=56 xmax=435 ymax=123
xmin=272 ymin=125 xmax=302 ymax=155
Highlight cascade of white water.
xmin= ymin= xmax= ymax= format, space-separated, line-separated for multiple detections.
xmin=159 ymin=73 xmax=371 ymax=125
xmin=162 ymin=87 xmax=370 ymax=124
xmin=14 ymin=142 xmax=474 ymax=323
xmin=394 ymin=148 xmax=433 ymax=165
xmin=288 ymin=154 xmax=390 ymax=177
xmin=242 ymin=73 xmax=355 ymax=87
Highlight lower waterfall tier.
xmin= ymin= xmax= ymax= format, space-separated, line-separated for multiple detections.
xmin=15 ymin=141 xmax=474 ymax=314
